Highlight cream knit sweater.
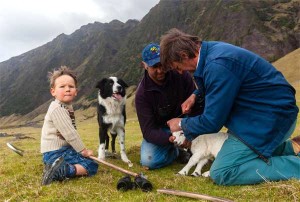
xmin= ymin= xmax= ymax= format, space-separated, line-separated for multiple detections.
xmin=41 ymin=99 xmax=85 ymax=153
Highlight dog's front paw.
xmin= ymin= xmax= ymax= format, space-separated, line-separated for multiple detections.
xmin=98 ymin=150 xmax=105 ymax=160
xmin=127 ymin=160 xmax=133 ymax=168
xmin=98 ymin=144 xmax=106 ymax=159
xmin=120 ymin=153 xmax=132 ymax=167
xmin=98 ymin=154 xmax=105 ymax=160
xmin=202 ymin=171 xmax=210 ymax=177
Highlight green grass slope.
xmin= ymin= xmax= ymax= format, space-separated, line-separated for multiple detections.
xmin=0 ymin=118 xmax=299 ymax=201
xmin=0 ymin=49 xmax=299 ymax=201
xmin=273 ymin=48 xmax=300 ymax=137
xmin=273 ymin=48 xmax=300 ymax=88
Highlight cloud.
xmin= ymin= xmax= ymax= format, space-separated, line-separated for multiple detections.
xmin=0 ymin=0 xmax=159 ymax=62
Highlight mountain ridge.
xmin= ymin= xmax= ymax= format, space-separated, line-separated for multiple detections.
xmin=0 ymin=0 xmax=299 ymax=120
xmin=0 ymin=47 xmax=299 ymax=128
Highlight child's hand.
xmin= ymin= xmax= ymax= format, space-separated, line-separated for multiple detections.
xmin=81 ymin=148 xmax=94 ymax=157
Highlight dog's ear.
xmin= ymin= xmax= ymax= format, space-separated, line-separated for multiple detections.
xmin=95 ymin=78 xmax=108 ymax=89
xmin=118 ymin=79 xmax=128 ymax=88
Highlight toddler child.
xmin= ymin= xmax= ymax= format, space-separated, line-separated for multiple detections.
xmin=41 ymin=66 xmax=98 ymax=185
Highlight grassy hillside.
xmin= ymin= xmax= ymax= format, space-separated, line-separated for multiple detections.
xmin=0 ymin=49 xmax=299 ymax=201
xmin=1 ymin=0 xmax=299 ymax=118
xmin=273 ymin=48 xmax=300 ymax=136
xmin=273 ymin=48 xmax=300 ymax=87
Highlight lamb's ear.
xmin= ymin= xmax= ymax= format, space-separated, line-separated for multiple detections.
xmin=95 ymin=78 xmax=107 ymax=89
xmin=118 ymin=79 xmax=128 ymax=88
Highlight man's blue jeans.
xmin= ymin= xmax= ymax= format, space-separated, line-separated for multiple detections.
xmin=210 ymin=121 xmax=300 ymax=185
xmin=140 ymin=139 xmax=179 ymax=169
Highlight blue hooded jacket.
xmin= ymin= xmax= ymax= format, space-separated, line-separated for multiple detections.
xmin=181 ymin=41 xmax=298 ymax=159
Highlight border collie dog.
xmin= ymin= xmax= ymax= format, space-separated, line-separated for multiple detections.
xmin=95 ymin=77 xmax=132 ymax=166
xmin=172 ymin=131 xmax=228 ymax=177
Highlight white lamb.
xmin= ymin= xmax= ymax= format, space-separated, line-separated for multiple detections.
xmin=172 ymin=130 xmax=228 ymax=177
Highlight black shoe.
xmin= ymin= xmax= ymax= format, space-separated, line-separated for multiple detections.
xmin=41 ymin=156 xmax=67 ymax=185
xmin=176 ymin=148 xmax=192 ymax=164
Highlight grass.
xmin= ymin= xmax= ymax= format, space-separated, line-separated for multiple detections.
xmin=0 ymin=113 xmax=299 ymax=201
xmin=1 ymin=45 xmax=300 ymax=202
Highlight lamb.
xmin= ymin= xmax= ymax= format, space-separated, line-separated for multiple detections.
xmin=172 ymin=130 xmax=228 ymax=177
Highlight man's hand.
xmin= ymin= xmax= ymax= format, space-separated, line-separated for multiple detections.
xmin=181 ymin=94 xmax=196 ymax=114
xmin=167 ymin=118 xmax=182 ymax=132
xmin=169 ymin=135 xmax=176 ymax=143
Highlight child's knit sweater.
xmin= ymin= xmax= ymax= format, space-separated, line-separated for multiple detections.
xmin=41 ymin=99 xmax=85 ymax=153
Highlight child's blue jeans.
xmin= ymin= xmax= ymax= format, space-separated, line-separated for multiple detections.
xmin=43 ymin=146 xmax=98 ymax=176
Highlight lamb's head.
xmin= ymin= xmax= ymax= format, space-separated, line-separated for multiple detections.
xmin=172 ymin=130 xmax=186 ymax=146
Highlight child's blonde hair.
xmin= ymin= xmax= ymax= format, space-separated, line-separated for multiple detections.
xmin=48 ymin=66 xmax=77 ymax=88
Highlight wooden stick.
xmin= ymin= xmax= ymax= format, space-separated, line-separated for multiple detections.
xmin=157 ymin=188 xmax=234 ymax=202
xmin=89 ymin=156 xmax=139 ymax=177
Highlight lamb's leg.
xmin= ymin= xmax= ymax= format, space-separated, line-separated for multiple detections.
xmin=202 ymin=171 xmax=210 ymax=177
xmin=191 ymin=158 xmax=209 ymax=177
xmin=177 ymin=152 xmax=201 ymax=176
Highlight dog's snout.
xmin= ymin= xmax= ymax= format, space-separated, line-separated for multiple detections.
xmin=117 ymin=85 xmax=123 ymax=92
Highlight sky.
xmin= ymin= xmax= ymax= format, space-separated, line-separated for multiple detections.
xmin=0 ymin=0 xmax=160 ymax=62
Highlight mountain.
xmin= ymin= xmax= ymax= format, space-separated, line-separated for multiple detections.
xmin=0 ymin=19 xmax=139 ymax=116
xmin=0 ymin=0 xmax=299 ymax=121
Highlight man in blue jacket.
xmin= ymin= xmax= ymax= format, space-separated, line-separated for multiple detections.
xmin=160 ymin=28 xmax=299 ymax=185
xmin=135 ymin=43 xmax=203 ymax=169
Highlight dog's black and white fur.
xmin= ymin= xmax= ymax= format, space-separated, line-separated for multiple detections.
xmin=172 ymin=131 xmax=228 ymax=177
xmin=95 ymin=76 xmax=132 ymax=166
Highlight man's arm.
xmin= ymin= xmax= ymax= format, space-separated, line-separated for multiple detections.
xmin=181 ymin=62 xmax=241 ymax=140
xmin=181 ymin=71 xmax=204 ymax=115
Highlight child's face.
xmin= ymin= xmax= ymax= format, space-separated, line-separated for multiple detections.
xmin=50 ymin=75 xmax=77 ymax=104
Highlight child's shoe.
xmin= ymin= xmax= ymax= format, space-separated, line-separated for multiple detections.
xmin=41 ymin=156 xmax=67 ymax=185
